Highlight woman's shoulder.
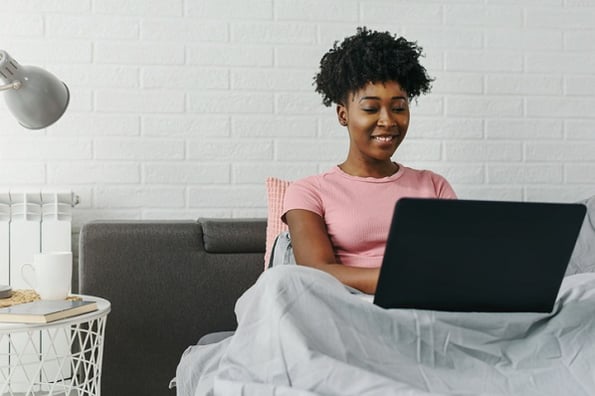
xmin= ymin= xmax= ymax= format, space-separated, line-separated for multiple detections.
xmin=400 ymin=164 xmax=447 ymax=181
xmin=399 ymin=164 xmax=457 ymax=198
xmin=288 ymin=167 xmax=340 ymax=189
xmin=283 ymin=169 xmax=341 ymax=216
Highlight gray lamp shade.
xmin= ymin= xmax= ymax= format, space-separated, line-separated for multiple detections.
xmin=0 ymin=50 xmax=69 ymax=129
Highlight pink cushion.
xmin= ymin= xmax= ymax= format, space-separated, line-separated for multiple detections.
xmin=265 ymin=177 xmax=291 ymax=269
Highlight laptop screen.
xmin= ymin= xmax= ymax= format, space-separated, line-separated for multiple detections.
xmin=374 ymin=198 xmax=586 ymax=313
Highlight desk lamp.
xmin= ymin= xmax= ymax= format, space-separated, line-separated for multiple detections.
xmin=0 ymin=50 xmax=69 ymax=129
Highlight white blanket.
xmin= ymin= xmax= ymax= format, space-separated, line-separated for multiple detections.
xmin=175 ymin=266 xmax=595 ymax=396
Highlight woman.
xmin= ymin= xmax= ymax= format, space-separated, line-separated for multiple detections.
xmin=283 ymin=27 xmax=457 ymax=295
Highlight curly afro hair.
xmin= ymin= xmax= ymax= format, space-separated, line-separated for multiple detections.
xmin=314 ymin=27 xmax=433 ymax=107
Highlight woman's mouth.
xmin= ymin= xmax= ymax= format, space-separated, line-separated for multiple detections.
xmin=371 ymin=135 xmax=398 ymax=142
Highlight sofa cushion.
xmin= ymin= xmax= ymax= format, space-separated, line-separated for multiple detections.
xmin=566 ymin=194 xmax=595 ymax=275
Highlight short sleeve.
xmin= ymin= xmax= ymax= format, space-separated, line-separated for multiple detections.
xmin=282 ymin=176 xmax=324 ymax=223
xmin=433 ymin=173 xmax=458 ymax=199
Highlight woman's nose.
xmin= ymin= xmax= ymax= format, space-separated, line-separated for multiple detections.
xmin=377 ymin=108 xmax=396 ymax=128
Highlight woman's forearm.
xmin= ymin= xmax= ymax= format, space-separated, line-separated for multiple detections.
xmin=299 ymin=262 xmax=379 ymax=295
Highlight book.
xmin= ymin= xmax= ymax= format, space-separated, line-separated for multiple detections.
xmin=0 ymin=299 xmax=97 ymax=324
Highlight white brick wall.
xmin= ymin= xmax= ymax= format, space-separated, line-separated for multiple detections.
xmin=0 ymin=0 xmax=594 ymax=231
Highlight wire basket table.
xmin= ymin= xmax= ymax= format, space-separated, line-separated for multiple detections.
xmin=0 ymin=296 xmax=110 ymax=396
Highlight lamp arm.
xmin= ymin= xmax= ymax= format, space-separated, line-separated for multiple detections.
xmin=0 ymin=80 xmax=22 ymax=91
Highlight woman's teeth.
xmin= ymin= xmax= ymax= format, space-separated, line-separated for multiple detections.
xmin=373 ymin=136 xmax=394 ymax=142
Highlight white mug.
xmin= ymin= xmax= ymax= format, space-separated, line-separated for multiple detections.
xmin=21 ymin=251 xmax=72 ymax=300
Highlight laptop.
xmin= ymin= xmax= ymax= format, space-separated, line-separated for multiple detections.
xmin=373 ymin=198 xmax=586 ymax=313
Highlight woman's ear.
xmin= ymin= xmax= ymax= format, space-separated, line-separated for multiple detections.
xmin=336 ymin=104 xmax=348 ymax=127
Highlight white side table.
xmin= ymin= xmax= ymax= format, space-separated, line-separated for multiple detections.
xmin=0 ymin=295 xmax=110 ymax=396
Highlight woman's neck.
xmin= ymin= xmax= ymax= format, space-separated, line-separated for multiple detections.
xmin=338 ymin=161 xmax=399 ymax=178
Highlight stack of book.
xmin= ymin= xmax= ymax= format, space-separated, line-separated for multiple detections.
xmin=0 ymin=295 xmax=97 ymax=324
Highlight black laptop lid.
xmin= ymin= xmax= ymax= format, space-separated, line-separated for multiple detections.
xmin=374 ymin=198 xmax=586 ymax=313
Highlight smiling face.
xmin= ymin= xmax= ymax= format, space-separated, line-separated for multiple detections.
xmin=337 ymin=80 xmax=410 ymax=176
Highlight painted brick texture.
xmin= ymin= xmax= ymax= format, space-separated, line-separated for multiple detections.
xmin=0 ymin=0 xmax=594 ymax=229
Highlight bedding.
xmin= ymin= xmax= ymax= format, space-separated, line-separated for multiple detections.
xmin=175 ymin=265 xmax=595 ymax=396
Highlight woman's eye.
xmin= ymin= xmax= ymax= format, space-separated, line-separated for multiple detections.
xmin=362 ymin=108 xmax=377 ymax=113
xmin=392 ymin=107 xmax=405 ymax=112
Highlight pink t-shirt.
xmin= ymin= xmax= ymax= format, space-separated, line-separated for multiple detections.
xmin=282 ymin=164 xmax=457 ymax=268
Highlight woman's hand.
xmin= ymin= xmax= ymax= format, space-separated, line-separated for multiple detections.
xmin=285 ymin=209 xmax=380 ymax=294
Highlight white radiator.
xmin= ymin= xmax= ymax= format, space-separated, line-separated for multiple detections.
xmin=0 ymin=190 xmax=78 ymax=393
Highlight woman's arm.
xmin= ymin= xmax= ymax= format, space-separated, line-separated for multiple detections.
xmin=285 ymin=209 xmax=380 ymax=294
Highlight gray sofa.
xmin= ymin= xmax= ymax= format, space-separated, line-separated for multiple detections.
xmin=78 ymin=218 xmax=267 ymax=396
